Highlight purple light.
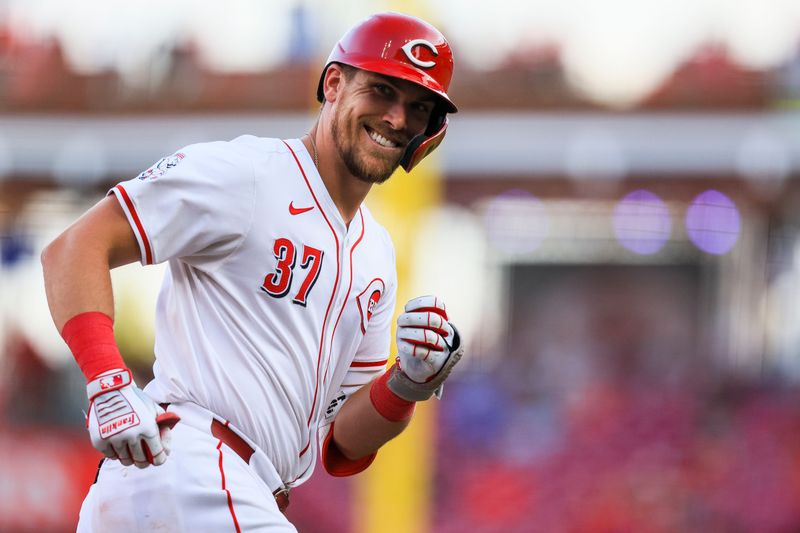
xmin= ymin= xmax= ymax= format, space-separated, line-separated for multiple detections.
xmin=685 ymin=190 xmax=741 ymax=255
xmin=483 ymin=189 xmax=549 ymax=256
xmin=612 ymin=189 xmax=671 ymax=255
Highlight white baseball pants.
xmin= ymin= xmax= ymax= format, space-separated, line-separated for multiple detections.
xmin=77 ymin=403 xmax=297 ymax=532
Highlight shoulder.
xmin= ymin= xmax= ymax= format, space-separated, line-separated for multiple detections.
xmin=183 ymin=135 xmax=283 ymax=162
xmin=228 ymin=134 xmax=287 ymax=155
xmin=227 ymin=135 xmax=303 ymax=169
xmin=168 ymin=136 xmax=290 ymax=183
xmin=181 ymin=135 xmax=285 ymax=157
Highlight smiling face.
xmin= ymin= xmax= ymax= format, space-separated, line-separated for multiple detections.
xmin=327 ymin=65 xmax=438 ymax=184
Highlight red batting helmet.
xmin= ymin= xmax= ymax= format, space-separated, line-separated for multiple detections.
xmin=317 ymin=12 xmax=458 ymax=172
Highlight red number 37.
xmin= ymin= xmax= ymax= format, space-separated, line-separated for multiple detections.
xmin=261 ymin=238 xmax=324 ymax=306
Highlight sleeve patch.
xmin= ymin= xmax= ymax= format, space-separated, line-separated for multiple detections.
xmin=356 ymin=278 xmax=386 ymax=334
xmin=324 ymin=390 xmax=347 ymax=423
xmin=137 ymin=152 xmax=185 ymax=181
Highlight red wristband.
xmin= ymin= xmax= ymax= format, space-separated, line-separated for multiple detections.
xmin=60 ymin=312 xmax=126 ymax=382
xmin=369 ymin=367 xmax=416 ymax=422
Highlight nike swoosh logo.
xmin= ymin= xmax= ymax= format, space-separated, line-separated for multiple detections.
xmin=289 ymin=202 xmax=314 ymax=215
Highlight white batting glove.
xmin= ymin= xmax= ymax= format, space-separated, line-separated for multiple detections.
xmin=389 ymin=295 xmax=464 ymax=401
xmin=86 ymin=369 xmax=180 ymax=468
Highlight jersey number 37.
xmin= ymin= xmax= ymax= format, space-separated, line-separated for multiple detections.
xmin=260 ymin=238 xmax=324 ymax=307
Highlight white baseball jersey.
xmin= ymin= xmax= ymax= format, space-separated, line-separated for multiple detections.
xmin=109 ymin=136 xmax=397 ymax=487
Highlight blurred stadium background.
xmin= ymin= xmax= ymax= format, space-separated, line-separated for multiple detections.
xmin=3 ymin=0 xmax=800 ymax=532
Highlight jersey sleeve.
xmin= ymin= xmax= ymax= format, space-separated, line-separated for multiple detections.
xmin=342 ymin=272 xmax=397 ymax=390
xmin=109 ymin=140 xmax=255 ymax=268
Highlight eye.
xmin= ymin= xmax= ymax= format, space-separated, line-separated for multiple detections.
xmin=412 ymin=102 xmax=432 ymax=114
xmin=373 ymin=83 xmax=394 ymax=97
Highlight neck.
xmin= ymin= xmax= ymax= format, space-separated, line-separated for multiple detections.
xmin=303 ymin=127 xmax=372 ymax=227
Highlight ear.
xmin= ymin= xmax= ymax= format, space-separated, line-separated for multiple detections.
xmin=322 ymin=64 xmax=346 ymax=103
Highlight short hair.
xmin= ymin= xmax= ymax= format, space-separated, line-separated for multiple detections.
xmin=337 ymin=63 xmax=357 ymax=79
xmin=319 ymin=63 xmax=358 ymax=104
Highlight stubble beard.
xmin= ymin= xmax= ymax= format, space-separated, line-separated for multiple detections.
xmin=330 ymin=105 xmax=400 ymax=185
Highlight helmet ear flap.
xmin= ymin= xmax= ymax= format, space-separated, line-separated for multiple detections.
xmin=399 ymin=113 xmax=448 ymax=172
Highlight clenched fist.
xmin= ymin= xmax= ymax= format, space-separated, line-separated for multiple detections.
xmin=87 ymin=368 xmax=179 ymax=468
xmin=389 ymin=295 xmax=464 ymax=401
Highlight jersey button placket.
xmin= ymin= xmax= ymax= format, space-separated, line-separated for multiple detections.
xmin=310 ymin=225 xmax=347 ymax=431
xmin=322 ymin=232 xmax=352 ymax=392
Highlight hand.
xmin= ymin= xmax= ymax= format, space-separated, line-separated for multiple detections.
xmin=389 ymin=295 xmax=464 ymax=401
xmin=86 ymin=369 xmax=180 ymax=468
xmin=396 ymin=295 xmax=455 ymax=383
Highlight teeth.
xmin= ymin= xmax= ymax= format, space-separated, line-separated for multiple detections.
xmin=368 ymin=130 xmax=398 ymax=148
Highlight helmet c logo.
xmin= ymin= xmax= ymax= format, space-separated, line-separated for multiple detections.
xmin=401 ymin=39 xmax=438 ymax=69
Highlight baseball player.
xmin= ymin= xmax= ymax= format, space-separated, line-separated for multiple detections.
xmin=41 ymin=12 xmax=463 ymax=532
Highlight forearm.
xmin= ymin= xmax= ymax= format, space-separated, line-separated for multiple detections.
xmin=331 ymin=376 xmax=413 ymax=460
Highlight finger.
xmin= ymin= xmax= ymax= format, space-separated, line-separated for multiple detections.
xmin=398 ymin=340 xmax=434 ymax=362
xmin=397 ymin=311 xmax=449 ymax=336
xmin=156 ymin=413 xmax=179 ymax=456
xmin=397 ymin=327 xmax=446 ymax=351
xmin=160 ymin=426 xmax=173 ymax=456
xmin=113 ymin=441 xmax=133 ymax=466
xmin=443 ymin=321 xmax=455 ymax=341
xmin=142 ymin=439 xmax=155 ymax=465
xmin=404 ymin=295 xmax=448 ymax=320
xmin=100 ymin=444 xmax=118 ymax=460
xmin=94 ymin=440 xmax=114 ymax=458
xmin=142 ymin=436 xmax=167 ymax=466
xmin=127 ymin=440 xmax=150 ymax=469
xmin=157 ymin=412 xmax=180 ymax=431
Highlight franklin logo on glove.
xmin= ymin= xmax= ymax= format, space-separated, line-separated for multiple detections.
xmin=99 ymin=413 xmax=139 ymax=438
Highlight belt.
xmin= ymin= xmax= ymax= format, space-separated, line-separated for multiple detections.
xmin=210 ymin=418 xmax=291 ymax=512
xmin=163 ymin=403 xmax=290 ymax=513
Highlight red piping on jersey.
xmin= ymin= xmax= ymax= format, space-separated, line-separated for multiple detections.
xmin=322 ymin=208 xmax=365 ymax=391
xmin=350 ymin=359 xmax=389 ymax=368
xmin=114 ymin=184 xmax=153 ymax=265
xmin=283 ymin=141 xmax=341 ymax=458
xmin=298 ymin=440 xmax=311 ymax=458
xmin=216 ymin=439 xmax=242 ymax=533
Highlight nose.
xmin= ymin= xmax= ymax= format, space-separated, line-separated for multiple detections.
xmin=382 ymin=101 xmax=407 ymax=132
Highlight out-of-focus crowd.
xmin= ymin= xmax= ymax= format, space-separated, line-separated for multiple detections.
xmin=435 ymin=374 xmax=800 ymax=533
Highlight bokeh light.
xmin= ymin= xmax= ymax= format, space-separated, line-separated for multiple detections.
xmin=483 ymin=189 xmax=549 ymax=256
xmin=612 ymin=189 xmax=672 ymax=255
xmin=685 ymin=190 xmax=741 ymax=255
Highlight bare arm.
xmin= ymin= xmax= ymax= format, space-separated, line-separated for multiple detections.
xmin=42 ymin=195 xmax=141 ymax=332
xmin=329 ymin=377 xmax=412 ymax=460
xmin=43 ymin=195 xmax=180 ymax=468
